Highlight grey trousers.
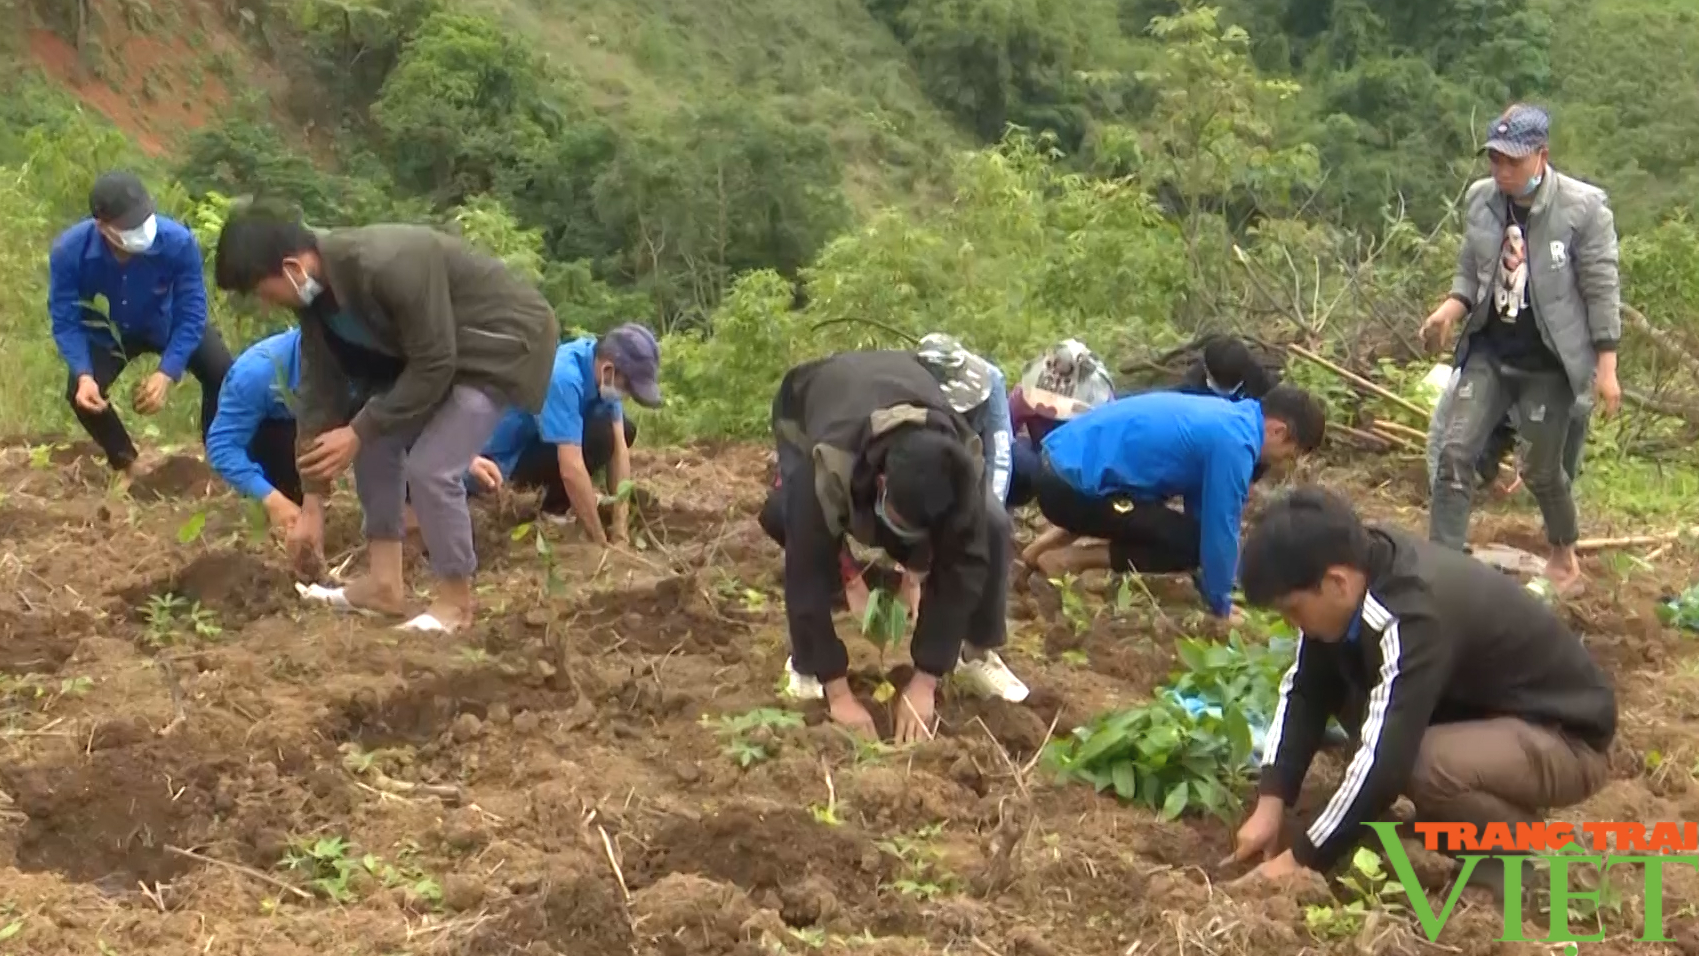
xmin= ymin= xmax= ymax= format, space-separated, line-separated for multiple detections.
xmin=353 ymin=385 xmax=506 ymax=579
xmin=1426 ymin=374 xmax=1591 ymax=491
xmin=1430 ymin=354 xmax=1583 ymax=549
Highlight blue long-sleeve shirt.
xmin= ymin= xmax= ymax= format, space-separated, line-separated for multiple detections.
xmin=47 ymin=217 xmax=210 ymax=381
xmin=1040 ymin=392 xmax=1264 ymax=616
xmin=980 ymin=366 xmax=1014 ymax=504
xmin=206 ymin=329 xmax=301 ymax=500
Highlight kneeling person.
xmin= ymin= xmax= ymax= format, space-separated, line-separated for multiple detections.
xmin=1021 ymin=386 xmax=1326 ymax=621
xmin=1228 ymin=486 xmax=1616 ymax=898
xmin=766 ymin=350 xmax=1020 ymax=743
xmin=468 ymin=325 xmax=661 ymax=545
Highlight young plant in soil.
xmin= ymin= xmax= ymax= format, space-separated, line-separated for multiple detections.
xmin=1042 ymin=694 xmax=1254 ymax=822
xmin=141 ymin=593 xmax=221 ymax=646
xmin=279 ymin=835 xmax=442 ymax=906
xmin=859 ymin=586 xmax=908 ymax=704
xmin=1303 ymin=847 xmax=1406 ymax=940
xmin=875 ymin=823 xmax=961 ymax=901
xmin=704 ymin=707 xmax=804 ymax=767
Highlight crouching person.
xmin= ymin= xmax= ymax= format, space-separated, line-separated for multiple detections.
xmin=467 ymin=325 xmax=661 ymax=544
xmin=205 ymin=327 xmax=326 ymax=541
xmin=1227 ymin=486 xmax=1616 ymax=901
xmin=764 ymin=350 xmax=1022 ymax=742
xmin=213 ymin=206 xmax=557 ymax=633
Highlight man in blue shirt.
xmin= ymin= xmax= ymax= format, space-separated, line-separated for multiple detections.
xmin=48 ymin=171 xmax=232 ymax=474
xmin=467 ymin=324 xmax=662 ymax=545
xmin=205 ymin=328 xmax=312 ymax=529
xmin=1019 ymin=386 xmax=1327 ymax=621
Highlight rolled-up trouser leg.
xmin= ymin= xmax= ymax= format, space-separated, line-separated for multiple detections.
xmin=401 ymin=385 xmax=507 ymax=579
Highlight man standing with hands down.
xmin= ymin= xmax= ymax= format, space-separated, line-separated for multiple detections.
xmin=48 ymin=171 xmax=232 ymax=477
xmin=213 ymin=206 xmax=557 ymax=633
xmin=1423 ymin=104 xmax=1622 ymax=594
xmin=765 ymin=350 xmax=1016 ymax=743
xmin=1225 ymin=487 xmax=1615 ymax=901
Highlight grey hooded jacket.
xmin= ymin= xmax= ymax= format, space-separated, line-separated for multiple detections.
xmin=1448 ymin=166 xmax=1622 ymax=409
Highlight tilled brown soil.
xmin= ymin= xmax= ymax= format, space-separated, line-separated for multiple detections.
xmin=0 ymin=439 xmax=1693 ymax=955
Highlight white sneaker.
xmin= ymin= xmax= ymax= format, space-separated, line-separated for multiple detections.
xmin=955 ymin=649 xmax=1029 ymax=702
xmin=542 ymin=511 xmax=575 ymax=527
xmin=782 ymin=657 xmax=824 ymax=700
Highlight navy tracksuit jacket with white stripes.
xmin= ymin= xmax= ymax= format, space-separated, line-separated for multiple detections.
xmin=1257 ymin=526 xmax=1617 ymax=871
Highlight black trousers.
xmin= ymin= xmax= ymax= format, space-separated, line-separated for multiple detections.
xmin=507 ymin=411 xmax=637 ymax=513
xmin=249 ymin=418 xmax=305 ymax=504
xmin=66 ymin=322 xmax=233 ymax=470
xmin=1007 ymin=435 xmax=1042 ymax=509
xmin=758 ymin=443 xmax=1010 ymax=661
xmin=1033 ymin=457 xmax=1199 ymax=574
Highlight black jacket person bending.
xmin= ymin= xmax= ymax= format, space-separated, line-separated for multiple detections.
xmin=764 ymin=350 xmax=1011 ymax=744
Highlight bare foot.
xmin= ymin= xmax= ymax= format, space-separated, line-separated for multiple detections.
xmin=415 ymin=599 xmax=473 ymax=632
xmin=341 ymin=575 xmax=408 ymax=616
xmin=1543 ymin=549 xmax=1583 ymax=596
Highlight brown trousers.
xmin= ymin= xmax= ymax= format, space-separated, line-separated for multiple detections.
xmin=1406 ymin=717 xmax=1611 ymax=838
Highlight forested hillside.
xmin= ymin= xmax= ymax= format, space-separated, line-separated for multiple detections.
xmin=2 ymin=0 xmax=1697 ymax=441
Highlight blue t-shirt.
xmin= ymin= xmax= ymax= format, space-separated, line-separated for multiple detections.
xmin=480 ymin=337 xmax=623 ymax=478
xmin=1041 ymin=392 xmax=1265 ymax=616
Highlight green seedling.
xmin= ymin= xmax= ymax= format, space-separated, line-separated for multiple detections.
xmin=704 ymin=707 xmax=804 ymax=767
xmin=859 ymin=586 xmax=908 ymax=703
xmin=875 ymin=823 xmax=959 ymax=901
xmin=1303 ymin=848 xmax=1406 ymax=939
xmin=142 ymin=594 xmax=221 ymax=646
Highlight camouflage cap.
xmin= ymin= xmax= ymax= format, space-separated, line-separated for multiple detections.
xmin=916 ymin=332 xmax=996 ymax=413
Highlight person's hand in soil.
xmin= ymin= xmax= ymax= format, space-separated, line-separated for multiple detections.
xmin=73 ymin=375 xmax=108 ymax=414
xmin=264 ymin=490 xmax=301 ymax=532
xmin=132 ymin=371 xmax=171 ymax=416
xmin=288 ymin=498 xmax=327 ymax=580
xmin=1223 ymin=795 xmax=1283 ymax=869
xmin=894 ymin=672 xmax=938 ymax=745
xmin=824 ymin=678 xmax=876 ymax=737
xmin=469 ymin=456 xmax=503 ymax=492
xmin=299 ymin=426 xmax=361 ymax=482
xmin=1235 ymin=848 xmax=1303 ymax=885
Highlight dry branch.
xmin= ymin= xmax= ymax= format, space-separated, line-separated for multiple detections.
xmin=165 ymin=845 xmax=314 ymax=901
xmin=1574 ymin=530 xmax=1690 ymax=553
xmin=1287 ymin=344 xmax=1430 ymax=421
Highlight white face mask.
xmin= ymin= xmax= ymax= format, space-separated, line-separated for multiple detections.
xmin=111 ymin=214 xmax=157 ymax=254
xmin=285 ymin=263 xmax=321 ymax=306
xmin=599 ymin=369 xmax=625 ymax=403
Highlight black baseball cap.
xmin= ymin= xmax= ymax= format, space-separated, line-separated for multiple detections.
xmin=89 ymin=171 xmax=155 ymax=230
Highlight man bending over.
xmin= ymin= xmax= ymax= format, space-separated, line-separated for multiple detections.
xmin=763 ymin=350 xmax=1021 ymax=742
xmin=1020 ymin=386 xmax=1326 ymax=622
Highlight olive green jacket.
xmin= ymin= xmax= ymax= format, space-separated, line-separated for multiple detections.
xmin=297 ymin=224 xmax=557 ymax=443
